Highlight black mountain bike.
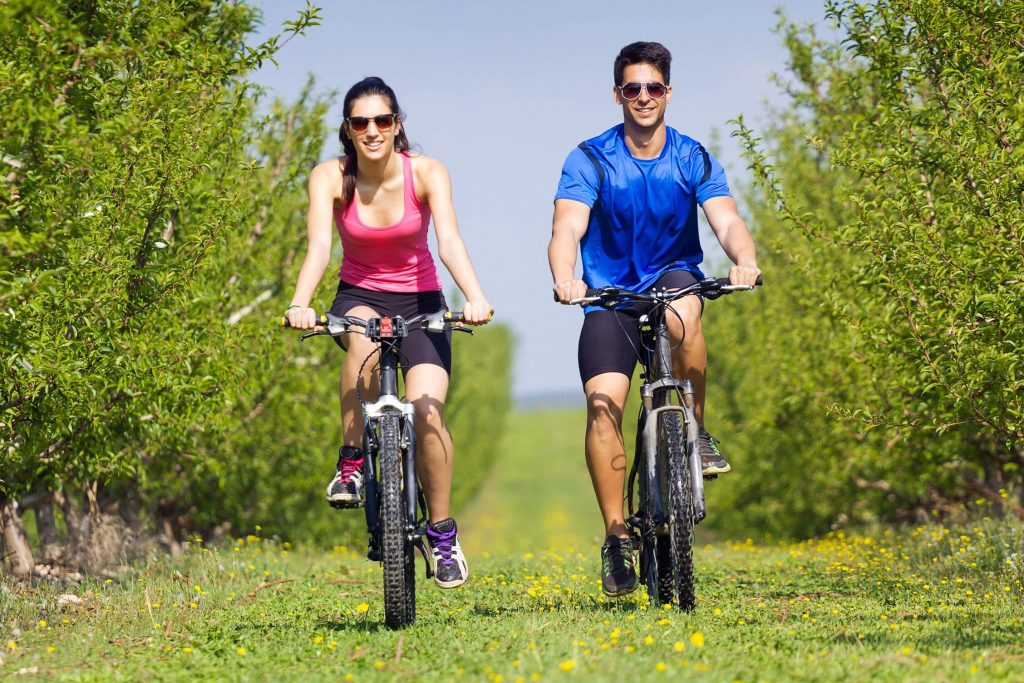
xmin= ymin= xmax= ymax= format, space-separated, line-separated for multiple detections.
xmin=570 ymin=276 xmax=761 ymax=611
xmin=284 ymin=309 xmax=471 ymax=629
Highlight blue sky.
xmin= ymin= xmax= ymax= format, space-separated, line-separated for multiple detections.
xmin=249 ymin=0 xmax=831 ymax=401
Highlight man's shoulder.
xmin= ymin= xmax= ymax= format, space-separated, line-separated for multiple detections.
xmin=665 ymin=127 xmax=705 ymax=155
xmin=579 ymin=124 xmax=624 ymax=153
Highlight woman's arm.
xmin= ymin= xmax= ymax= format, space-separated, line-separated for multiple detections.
xmin=285 ymin=162 xmax=336 ymax=328
xmin=420 ymin=158 xmax=492 ymax=324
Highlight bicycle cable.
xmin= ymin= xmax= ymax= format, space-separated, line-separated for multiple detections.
xmin=354 ymin=346 xmax=382 ymax=405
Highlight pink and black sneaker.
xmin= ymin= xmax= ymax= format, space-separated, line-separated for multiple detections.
xmin=326 ymin=446 xmax=364 ymax=508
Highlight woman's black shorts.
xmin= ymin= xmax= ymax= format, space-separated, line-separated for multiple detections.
xmin=578 ymin=269 xmax=703 ymax=386
xmin=329 ymin=280 xmax=451 ymax=375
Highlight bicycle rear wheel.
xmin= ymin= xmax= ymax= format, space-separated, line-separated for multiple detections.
xmin=379 ymin=414 xmax=415 ymax=629
xmin=660 ymin=410 xmax=695 ymax=611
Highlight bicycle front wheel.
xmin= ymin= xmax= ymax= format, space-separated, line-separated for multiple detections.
xmin=379 ymin=413 xmax=415 ymax=629
xmin=661 ymin=410 xmax=696 ymax=611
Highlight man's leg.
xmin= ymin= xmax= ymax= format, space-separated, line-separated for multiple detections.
xmin=667 ymin=293 xmax=730 ymax=474
xmin=665 ymin=294 xmax=706 ymax=422
xmin=579 ymin=311 xmax=641 ymax=597
xmin=583 ymin=372 xmax=632 ymax=539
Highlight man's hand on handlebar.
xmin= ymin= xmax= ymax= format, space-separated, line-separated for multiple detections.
xmin=729 ymin=264 xmax=762 ymax=287
xmin=553 ymin=279 xmax=588 ymax=304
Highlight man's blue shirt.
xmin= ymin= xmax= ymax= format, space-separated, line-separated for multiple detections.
xmin=555 ymin=124 xmax=731 ymax=297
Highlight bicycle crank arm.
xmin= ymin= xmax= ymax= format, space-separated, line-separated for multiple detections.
xmin=413 ymin=536 xmax=434 ymax=579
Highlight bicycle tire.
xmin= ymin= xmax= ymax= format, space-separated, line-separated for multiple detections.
xmin=379 ymin=414 xmax=415 ymax=629
xmin=661 ymin=410 xmax=696 ymax=611
xmin=637 ymin=412 xmax=675 ymax=607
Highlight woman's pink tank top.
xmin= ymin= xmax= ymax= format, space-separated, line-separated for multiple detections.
xmin=335 ymin=153 xmax=442 ymax=292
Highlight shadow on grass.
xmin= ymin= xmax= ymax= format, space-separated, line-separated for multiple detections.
xmin=466 ymin=598 xmax=648 ymax=618
xmin=830 ymin=617 xmax=1024 ymax=651
xmin=319 ymin=617 xmax=390 ymax=634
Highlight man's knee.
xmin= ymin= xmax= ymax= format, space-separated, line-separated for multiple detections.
xmin=667 ymin=297 xmax=703 ymax=343
xmin=586 ymin=393 xmax=624 ymax=436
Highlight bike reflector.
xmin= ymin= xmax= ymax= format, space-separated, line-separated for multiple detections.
xmin=381 ymin=317 xmax=393 ymax=337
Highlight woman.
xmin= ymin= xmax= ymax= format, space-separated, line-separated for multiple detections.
xmin=285 ymin=77 xmax=492 ymax=589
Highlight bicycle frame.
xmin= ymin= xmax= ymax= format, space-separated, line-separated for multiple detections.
xmin=634 ymin=308 xmax=706 ymax=527
xmin=359 ymin=327 xmax=427 ymax=565
xmin=568 ymin=276 xmax=761 ymax=610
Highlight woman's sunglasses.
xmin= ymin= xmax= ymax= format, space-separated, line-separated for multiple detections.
xmin=617 ymin=82 xmax=668 ymax=101
xmin=345 ymin=114 xmax=398 ymax=133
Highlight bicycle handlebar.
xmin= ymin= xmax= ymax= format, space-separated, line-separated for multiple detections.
xmin=281 ymin=310 xmax=481 ymax=340
xmin=558 ymin=275 xmax=764 ymax=307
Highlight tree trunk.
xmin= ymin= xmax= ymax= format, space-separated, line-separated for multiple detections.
xmin=54 ymin=488 xmax=85 ymax=560
xmin=34 ymin=493 xmax=63 ymax=564
xmin=0 ymin=496 xmax=36 ymax=578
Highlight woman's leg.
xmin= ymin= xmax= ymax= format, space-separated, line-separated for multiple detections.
xmin=403 ymin=363 xmax=452 ymax=523
xmin=339 ymin=305 xmax=381 ymax=446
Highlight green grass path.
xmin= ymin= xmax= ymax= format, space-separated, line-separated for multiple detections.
xmin=2 ymin=410 xmax=1023 ymax=681
xmin=460 ymin=410 xmax=597 ymax=556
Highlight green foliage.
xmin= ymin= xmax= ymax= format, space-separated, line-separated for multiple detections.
xmin=1 ymin=0 xmax=319 ymax=496
xmin=707 ymin=0 xmax=1024 ymax=536
xmin=1 ymin=1 xmax=512 ymax=552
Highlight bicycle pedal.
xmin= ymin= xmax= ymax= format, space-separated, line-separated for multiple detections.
xmin=328 ymin=498 xmax=365 ymax=509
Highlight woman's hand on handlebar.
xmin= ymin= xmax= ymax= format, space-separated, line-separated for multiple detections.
xmin=729 ymin=264 xmax=762 ymax=287
xmin=462 ymin=299 xmax=494 ymax=325
xmin=285 ymin=305 xmax=319 ymax=330
xmin=553 ymin=279 xmax=588 ymax=304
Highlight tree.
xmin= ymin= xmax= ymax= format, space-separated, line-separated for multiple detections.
xmin=708 ymin=0 xmax=1023 ymax=536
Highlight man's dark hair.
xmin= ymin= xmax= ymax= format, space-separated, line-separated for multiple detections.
xmin=613 ymin=41 xmax=672 ymax=86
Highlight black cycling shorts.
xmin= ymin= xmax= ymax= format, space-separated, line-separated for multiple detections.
xmin=578 ymin=269 xmax=703 ymax=386
xmin=329 ymin=280 xmax=452 ymax=375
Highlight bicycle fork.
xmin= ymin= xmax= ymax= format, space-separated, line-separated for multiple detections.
xmin=679 ymin=383 xmax=706 ymax=525
xmin=639 ymin=381 xmax=707 ymax=525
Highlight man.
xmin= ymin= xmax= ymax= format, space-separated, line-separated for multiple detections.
xmin=548 ymin=41 xmax=760 ymax=597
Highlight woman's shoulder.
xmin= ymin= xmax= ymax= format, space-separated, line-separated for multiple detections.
xmin=311 ymin=156 xmax=346 ymax=179
xmin=408 ymin=153 xmax=448 ymax=180
xmin=308 ymin=157 xmax=346 ymax=200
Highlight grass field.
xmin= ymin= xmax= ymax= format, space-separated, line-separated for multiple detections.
xmin=2 ymin=410 xmax=1023 ymax=681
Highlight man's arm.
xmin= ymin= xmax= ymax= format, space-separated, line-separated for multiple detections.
xmin=549 ymin=199 xmax=592 ymax=303
xmin=702 ymin=196 xmax=761 ymax=286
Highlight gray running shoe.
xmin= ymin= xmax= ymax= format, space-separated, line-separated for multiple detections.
xmin=426 ymin=518 xmax=469 ymax=589
xmin=600 ymin=535 xmax=638 ymax=597
xmin=326 ymin=446 xmax=364 ymax=508
xmin=699 ymin=428 xmax=731 ymax=475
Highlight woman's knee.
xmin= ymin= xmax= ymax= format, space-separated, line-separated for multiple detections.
xmin=413 ymin=396 xmax=447 ymax=429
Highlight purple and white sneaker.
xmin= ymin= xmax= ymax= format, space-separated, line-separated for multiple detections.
xmin=326 ymin=446 xmax=364 ymax=508
xmin=425 ymin=518 xmax=468 ymax=588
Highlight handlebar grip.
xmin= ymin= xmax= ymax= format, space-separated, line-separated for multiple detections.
xmin=281 ymin=314 xmax=328 ymax=328
xmin=715 ymin=275 xmax=763 ymax=287
xmin=445 ymin=310 xmax=494 ymax=323
xmin=553 ymin=288 xmax=601 ymax=303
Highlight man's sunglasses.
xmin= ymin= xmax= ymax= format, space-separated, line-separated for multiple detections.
xmin=617 ymin=82 xmax=668 ymax=101
xmin=345 ymin=114 xmax=399 ymax=133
